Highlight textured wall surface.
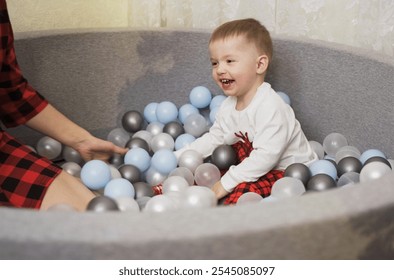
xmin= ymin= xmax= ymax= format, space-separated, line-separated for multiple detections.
xmin=7 ymin=0 xmax=394 ymax=57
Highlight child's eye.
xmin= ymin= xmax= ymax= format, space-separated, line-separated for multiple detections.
xmin=226 ymin=59 xmax=235 ymax=63
xmin=211 ymin=61 xmax=218 ymax=67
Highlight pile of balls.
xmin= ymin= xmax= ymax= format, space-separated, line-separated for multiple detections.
xmin=33 ymin=86 xmax=393 ymax=213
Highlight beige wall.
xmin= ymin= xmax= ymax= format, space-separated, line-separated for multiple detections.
xmin=7 ymin=0 xmax=394 ymax=58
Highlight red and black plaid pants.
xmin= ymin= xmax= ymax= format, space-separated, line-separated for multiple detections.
xmin=222 ymin=132 xmax=284 ymax=204
xmin=0 ymin=131 xmax=62 ymax=209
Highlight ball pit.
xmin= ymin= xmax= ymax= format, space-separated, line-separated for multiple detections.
xmin=1 ymin=29 xmax=393 ymax=260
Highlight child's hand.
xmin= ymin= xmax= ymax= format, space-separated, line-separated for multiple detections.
xmin=211 ymin=181 xmax=229 ymax=200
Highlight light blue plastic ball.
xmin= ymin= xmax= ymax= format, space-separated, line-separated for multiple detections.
xmin=189 ymin=86 xmax=212 ymax=109
xmin=156 ymin=101 xmax=178 ymax=124
xmin=151 ymin=149 xmax=177 ymax=175
xmin=174 ymin=133 xmax=196 ymax=150
xmin=277 ymin=91 xmax=291 ymax=105
xmin=143 ymin=102 xmax=158 ymax=123
xmin=209 ymin=106 xmax=219 ymax=124
xmin=104 ymin=178 xmax=135 ymax=199
xmin=209 ymin=95 xmax=226 ymax=110
xmin=124 ymin=147 xmax=151 ymax=173
xmin=178 ymin=103 xmax=199 ymax=124
xmin=81 ymin=160 xmax=112 ymax=190
xmin=309 ymin=159 xmax=338 ymax=180
xmin=359 ymin=149 xmax=386 ymax=165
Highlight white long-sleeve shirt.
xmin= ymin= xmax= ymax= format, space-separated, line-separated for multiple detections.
xmin=175 ymin=82 xmax=318 ymax=192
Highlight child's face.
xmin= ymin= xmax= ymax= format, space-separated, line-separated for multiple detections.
xmin=209 ymin=35 xmax=267 ymax=107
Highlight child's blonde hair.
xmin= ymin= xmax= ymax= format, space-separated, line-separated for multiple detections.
xmin=209 ymin=18 xmax=273 ymax=63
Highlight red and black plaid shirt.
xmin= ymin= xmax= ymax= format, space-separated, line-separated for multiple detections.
xmin=0 ymin=0 xmax=48 ymax=129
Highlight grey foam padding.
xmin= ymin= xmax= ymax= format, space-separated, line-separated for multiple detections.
xmin=1 ymin=28 xmax=393 ymax=259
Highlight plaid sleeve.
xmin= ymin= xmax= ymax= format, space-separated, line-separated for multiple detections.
xmin=0 ymin=0 xmax=48 ymax=128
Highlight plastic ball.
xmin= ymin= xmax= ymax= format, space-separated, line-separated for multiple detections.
xmin=162 ymin=176 xmax=189 ymax=193
xmin=363 ymin=156 xmax=392 ymax=169
xmin=125 ymin=137 xmax=149 ymax=152
xmin=146 ymin=121 xmax=164 ymax=136
xmin=132 ymin=130 xmax=153 ymax=147
xmin=359 ymin=161 xmax=392 ymax=183
xmin=122 ymin=110 xmax=144 ymax=133
xmin=136 ymin=196 xmax=151 ymax=210
xmin=322 ymin=132 xmax=348 ymax=157
xmin=36 ymin=136 xmax=62 ymax=160
xmin=150 ymin=132 xmax=175 ymax=152
xmin=178 ymin=150 xmax=204 ymax=173
xmin=144 ymin=195 xmax=177 ymax=213
xmin=163 ymin=121 xmax=185 ymax=140
xmin=169 ymin=167 xmax=195 ymax=186
xmin=260 ymin=196 xmax=278 ymax=203
xmin=145 ymin=166 xmax=167 ymax=186
xmin=194 ymin=163 xmax=221 ymax=188
xmin=118 ymin=164 xmax=141 ymax=183
xmin=236 ymin=192 xmax=263 ymax=205
xmin=209 ymin=95 xmax=226 ymax=110
xmin=182 ymin=186 xmax=217 ymax=209
xmin=115 ymin=197 xmax=140 ymax=212
xmin=209 ymin=107 xmax=219 ymax=124
xmin=133 ymin=181 xmax=154 ymax=198
xmin=81 ymin=160 xmax=112 ymax=190
xmin=183 ymin=113 xmax=208 ymax=137
xmin=178 ymin=103 xmax=199 ymax=124
xmin=155 ymin=101 xmax=178 ymax=124
xmin=124 ymin=147 xmax=151 ymax=173
xmin=107 ymin=127 xmax=130 ymax=148
xmin=276 ymin=91 xmax=291 ymax=105
xmin=337 ymin=156 xmax=362 ymax=177
xmin=359 ymin=149 xmax=386 ymax=165
xmin=306 ymin=174 xmax=336 ymax=192
xmin=151 ymin=149 xmax=177 ymax=175
xmin=61 ymin=162 xmax=82 ymax=178
xmin=109 ymin=165 xmax=122 ymax=179
xmin=104 ymin=178 xmax=135 ymax=199
xmin=109 ymin=153 xmax=124 ymax=168
xmin=284 ymin=162 xmax=311 ymax=186
xmin=309 ymin=140 xmax=325 ymax=159
xmin=337 ymin=171 xmax=360 ymax=187
xmin=86 ymin=196 xmax=119 ymax=212
xmin=189 ymin=86 xmax=212 ymax=109
xmin=62 ymin=146 xmax=83 ymax=165
xmin=211 ymin=144 xmax=237 ymax=170
xmin=174 ymin=133 xmax=196 ymax=150
xmin=270 ymin=177 xmax=306 ymax=199
xmin=335 ymin=145 xmax=361 ymax=163
xmin=143 ymin=102 xmax=159 ymax=123
xmin=309 ymin=159 xmax=338 ymax=180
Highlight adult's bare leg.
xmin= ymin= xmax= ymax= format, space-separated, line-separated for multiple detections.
xmin=40 ymin=171 xmax=95 ymax=211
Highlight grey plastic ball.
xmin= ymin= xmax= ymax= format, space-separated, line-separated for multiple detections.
xmin=62 ymin=146 xmax=84 ymax=165
xmin=163 ymin=121 xmax=185 ymax=140
xmin=86 ymin=196 xmax=119 ymax=212
xmin=211 ymin=144 xmax=237 ymax=170
xmin=363 ymin=156 xmax=392 ymax=169
xmin=133 ymin=181 xmax=155 ymax=198
xmin=36 ymin=136 xmax=62 ymax=160
xmin=306 ymin=174 xmax=337 ymax=192
xmin=61 ymin=161 xmax=82 ymax=177
xmin=122 ymin=110 xmax=144 ymax=133
xmin=125 ymin=137 xmax=149 ymax=152
xmin=337 ymin=156 xmax=362 ymax=177
xmin=118 ymin=164 xmax=141 ymax=183
xmin=284 ymin=162 xmax=311 ymax=186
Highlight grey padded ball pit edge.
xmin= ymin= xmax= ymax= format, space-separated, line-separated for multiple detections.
xmin=1 ymin=28 xmax=393 ymax=259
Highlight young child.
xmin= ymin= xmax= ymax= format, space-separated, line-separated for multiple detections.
xmin=0 ymin=0 xmax=127 ymax=211
xmin=175 ymin=18 xmax=317 ymax=204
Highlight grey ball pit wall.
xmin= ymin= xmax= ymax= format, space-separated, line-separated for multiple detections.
xmin=1 ymin=29 xmax=393 ymax=260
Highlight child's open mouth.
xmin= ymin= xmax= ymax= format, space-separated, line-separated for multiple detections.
xmin=220 ymin=79 xmax=234 ymax=85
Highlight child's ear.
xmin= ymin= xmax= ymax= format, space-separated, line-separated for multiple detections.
xmin=256 ymin=55 xmax=269 ymax=74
